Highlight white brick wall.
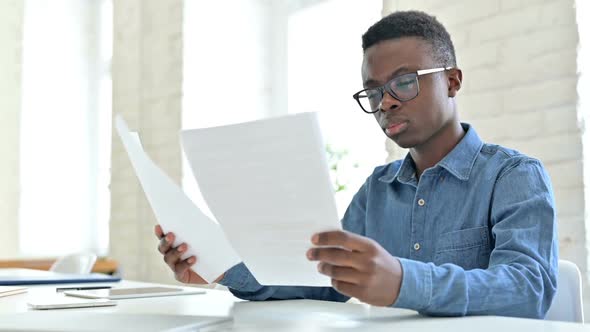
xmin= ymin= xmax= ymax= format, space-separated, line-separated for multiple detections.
xmin=110 ymin=0 xmax=184 ymax=284
xmin=384 ymin=0 xmax=587 ymax=315
xmin=0 ymin=0 xmax=23 ymax=259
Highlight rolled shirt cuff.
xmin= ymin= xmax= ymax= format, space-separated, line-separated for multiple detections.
xmin=392 ymin=258 xmax=432 ymax=311
xmin=217 ymin=262 xmax=264 ymax=293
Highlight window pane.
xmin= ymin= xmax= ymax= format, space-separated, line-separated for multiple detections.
xmin=19 ymin=0 xmax=111 ymax=257
xmin=288 ymin=0 xmax=384 ymax=216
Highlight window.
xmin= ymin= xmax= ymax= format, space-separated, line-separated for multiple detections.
xmin=183 ymin=0 xmax=273 ymax=219
xmin=287 ymin=0 xmax=384 ymax=216
xmin=183 ymin=0 xmax=385 ymax=218
xmin=19 ymin=0 xmax=112 ymax=257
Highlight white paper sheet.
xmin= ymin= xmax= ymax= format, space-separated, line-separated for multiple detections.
xmin=114 ymin=116 xmax=241 ymax=283
xmin=181 ymin=112 xmax=342 ymax=286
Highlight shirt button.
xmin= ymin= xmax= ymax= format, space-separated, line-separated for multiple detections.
xmin=414 ymin=243 xmax=421 ymax=251
xmin=418 ymin=199 xmax=425 ymax=206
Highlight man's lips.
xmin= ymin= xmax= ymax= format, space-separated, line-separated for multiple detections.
xmin=385 ymin=121 xmax=409 ymax=136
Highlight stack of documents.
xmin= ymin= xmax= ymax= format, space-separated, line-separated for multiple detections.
xmin=115 ymin=112 xmax=341 ymax=286
xmin=0 ymin=268 xmax=120 ymax=286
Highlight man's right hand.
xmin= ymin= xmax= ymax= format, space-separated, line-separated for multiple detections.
xmin=154 ymin=224 xmax=225 ymax=284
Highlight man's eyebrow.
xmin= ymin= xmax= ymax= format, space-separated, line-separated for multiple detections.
xmin=363 ymin=66 xmax=411 ymax=87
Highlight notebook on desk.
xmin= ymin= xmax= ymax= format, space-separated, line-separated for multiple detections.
xmin=0 ymin=312 xmax=232 ymax=332
xmin=0 ymin=268 xmax=120 ymax=285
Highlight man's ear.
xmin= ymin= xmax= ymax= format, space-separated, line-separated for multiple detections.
xmin=448 ymin=68 xmax=463 ymax=98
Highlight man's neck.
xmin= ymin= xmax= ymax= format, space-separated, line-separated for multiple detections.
xmin=410 ymin=121 xmax=465 ymax=179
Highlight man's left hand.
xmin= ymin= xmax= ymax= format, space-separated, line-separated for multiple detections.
xmin=307 ymin=230 xmax=403 ymax=306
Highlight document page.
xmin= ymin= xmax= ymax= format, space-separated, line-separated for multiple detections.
xmin=181 ymin=112 xmax=342 ymax=286
xmin=115 ymin=116 xmax=241 ymax=283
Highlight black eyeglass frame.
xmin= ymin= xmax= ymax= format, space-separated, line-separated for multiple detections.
xmin=352 ymin=67 xmax=453 ymax=114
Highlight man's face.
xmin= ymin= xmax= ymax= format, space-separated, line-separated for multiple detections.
xmin=362 ymin=37 xmax=457 ymax=149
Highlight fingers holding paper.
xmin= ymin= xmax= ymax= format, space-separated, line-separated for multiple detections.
xmin=156 ymin=224 xmax=175 ymax=254
xmin=307 ymin=230 xmax=403 ymax=307
xmin=154 ymin=225 xmax=212 ymax=285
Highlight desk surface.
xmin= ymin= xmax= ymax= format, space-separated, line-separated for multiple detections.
xmin=0 ymin=280 xmax=588 ymax=331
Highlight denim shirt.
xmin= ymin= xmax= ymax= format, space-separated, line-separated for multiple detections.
xmin=219 ymin=123 xmax=558 ymax=319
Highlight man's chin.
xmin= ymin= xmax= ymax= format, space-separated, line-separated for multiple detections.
xmin=395 ymin=141 xmax=414 ymax=149
xmin=388 ymin=134 xmax=416 ymax=149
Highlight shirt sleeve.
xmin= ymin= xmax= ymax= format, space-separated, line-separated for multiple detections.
xmin=217 ymin=180 xmax=370 ymax=302
xmin=393 ymin=159 xmax=558 ymax=318
xmin=217 ymin=262 xmax=348 ymax=302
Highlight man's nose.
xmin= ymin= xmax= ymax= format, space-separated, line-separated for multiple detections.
xmin=379 ymin=91 xmax=402 ymax=112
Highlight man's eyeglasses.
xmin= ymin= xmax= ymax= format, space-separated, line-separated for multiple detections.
xmin=352 ymin=67 xmax=453 ymax=114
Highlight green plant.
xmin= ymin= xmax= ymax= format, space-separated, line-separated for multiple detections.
xmin=325 ymin=144 xmax=358 ymax=193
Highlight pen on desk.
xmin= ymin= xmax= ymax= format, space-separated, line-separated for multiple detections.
xmin=56 ymin=286 xmax=112 ymax=292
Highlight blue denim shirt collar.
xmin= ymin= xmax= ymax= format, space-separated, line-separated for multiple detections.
xmin=379 ymin=123 xmax=483 ymax=183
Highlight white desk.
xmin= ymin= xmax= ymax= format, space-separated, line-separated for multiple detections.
xmin=1 ymin=280 xmax=589 ymax=331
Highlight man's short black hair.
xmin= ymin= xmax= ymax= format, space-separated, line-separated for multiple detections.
xmin=362 ymin=10 xmax=457 ymax=67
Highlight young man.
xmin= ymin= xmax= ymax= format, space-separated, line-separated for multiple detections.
xmin=155 ymin=11 xmax=557 ymax=318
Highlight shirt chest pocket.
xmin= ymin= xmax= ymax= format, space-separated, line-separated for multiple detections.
xmin=433 ymin=226 xmax=491 ymax=270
